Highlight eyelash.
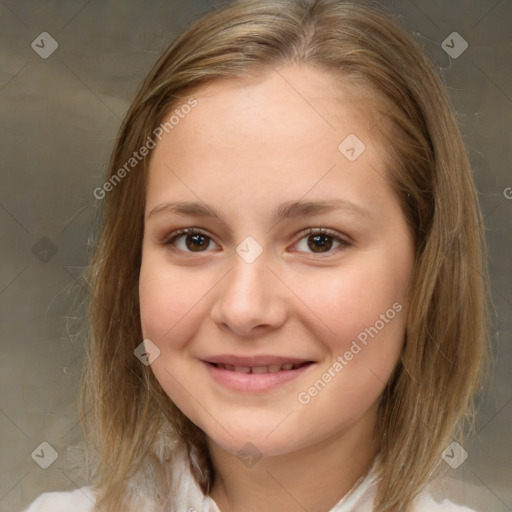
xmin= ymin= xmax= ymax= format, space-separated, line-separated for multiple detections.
xmin=163 ymin=227 xmax=351 ymax=256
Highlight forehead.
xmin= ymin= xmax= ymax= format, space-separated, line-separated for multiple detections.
xmin=173 ymin=64 xmax=374 ymax=144
xmin=145 ymin=64 xmax=394 ymax=223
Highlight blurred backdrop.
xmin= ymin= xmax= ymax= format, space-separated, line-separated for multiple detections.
xmin=1 ymin=1 xmax=511 ymax=511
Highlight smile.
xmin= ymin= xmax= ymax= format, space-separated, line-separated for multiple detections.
xmin=211 ymin=362 xmax=309 ymax=373
xmin=202 ymin=359 xmax=315 ymax=392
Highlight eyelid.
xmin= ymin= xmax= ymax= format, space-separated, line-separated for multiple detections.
xmin=294 ymin=227 xmax=351 ymax=244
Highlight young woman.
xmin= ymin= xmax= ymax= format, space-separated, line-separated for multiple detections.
xmin=23 ymin=1 xmax=491 ymax=511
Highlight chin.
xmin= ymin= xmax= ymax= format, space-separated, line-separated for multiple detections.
xmin=204 ymin=422 xmax=315 ymax=461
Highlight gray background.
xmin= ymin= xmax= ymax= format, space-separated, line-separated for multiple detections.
xmin=1 ymin=0 xmax=511 ymax=511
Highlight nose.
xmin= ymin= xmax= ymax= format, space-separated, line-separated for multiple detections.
xmin=210 ymin=252 xmax=287 ymax=337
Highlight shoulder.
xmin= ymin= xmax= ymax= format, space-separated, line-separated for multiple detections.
xmin=334 ymin=467 xmax=482 ymax=512
xmin=413 ymin=477 xmax=481 ymax=512
xmin=414 ymin=493 xmax=478 ymax=511
xmin=22 ymin=487 xmax=96 ymax=512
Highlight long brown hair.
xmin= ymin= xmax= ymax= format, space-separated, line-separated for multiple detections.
xmin=80 ymin=1 xmax=492 ymax=510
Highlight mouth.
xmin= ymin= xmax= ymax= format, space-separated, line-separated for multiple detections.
xmin=207 ymin=361 xmax=313 ymax=373
xmin=200 ymin=356 xmax=316 ymax=392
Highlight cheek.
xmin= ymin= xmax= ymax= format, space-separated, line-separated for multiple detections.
xmin=138 ymin=257 xmax=208 ymax=421
xmin=138 ymin=253 xmax=210 ymax=345
xmin=291 ymin=269 xmax=406 ymax=430
xmin=291 ymin=253 xmax=408 ymax=381
xmin=295 ymin=256 xmax=407 ymax=333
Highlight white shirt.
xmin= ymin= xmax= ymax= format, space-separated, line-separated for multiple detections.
xmin=21 ymin=447 xmax=479 ymax=512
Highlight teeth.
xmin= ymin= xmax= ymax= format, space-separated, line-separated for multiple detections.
xmin=214 ymin=362 xmax=307 ymax=373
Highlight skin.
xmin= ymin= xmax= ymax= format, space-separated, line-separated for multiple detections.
xmin=139 ymin=64 xmax=415 ymax=512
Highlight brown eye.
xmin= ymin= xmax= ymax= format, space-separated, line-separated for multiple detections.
xmin=293 ymin=228 xmax=350 ymax=255
xmin=307 ymin=233 xmax=334 ymax=253
xmin=184 ymin=232 xmax=210 ymax=251
xmin=165 ymin=229 xmax=219 ymax=253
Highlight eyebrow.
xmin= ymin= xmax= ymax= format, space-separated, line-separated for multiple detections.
xmin=147 ymin=199 xmax=373 ymax=228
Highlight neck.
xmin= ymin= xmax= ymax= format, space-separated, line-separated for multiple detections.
xmin=207 ymin=403 xmax=381 ymax=512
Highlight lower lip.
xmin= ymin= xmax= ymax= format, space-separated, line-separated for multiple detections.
xmin=202 ymin=361 xmax=315 ymax=392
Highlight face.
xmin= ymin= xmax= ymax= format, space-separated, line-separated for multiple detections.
xmin=139 ymin=64 xmax=415 ymax=458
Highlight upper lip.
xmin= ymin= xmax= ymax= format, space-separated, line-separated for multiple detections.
xmin=202 ymin=355 xmax=315 ymax=367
